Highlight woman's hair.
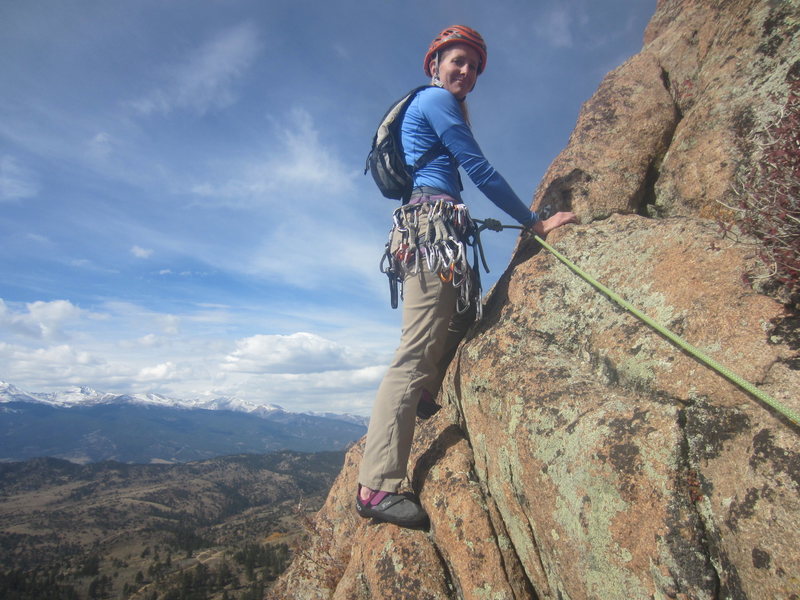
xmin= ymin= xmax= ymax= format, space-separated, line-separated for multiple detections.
xmin=429 ymin=49 xmax=472 ymax=127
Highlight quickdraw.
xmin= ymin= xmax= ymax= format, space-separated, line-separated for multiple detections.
xmin=380 ymin=200 xmax=489 ymax=319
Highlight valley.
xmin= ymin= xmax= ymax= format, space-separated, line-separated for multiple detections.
xmin=0 ymin=451 xmax=345 ymax=599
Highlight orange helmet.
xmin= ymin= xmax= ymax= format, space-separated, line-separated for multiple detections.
xmin=423 ymin=25 xmax=487 ymax=77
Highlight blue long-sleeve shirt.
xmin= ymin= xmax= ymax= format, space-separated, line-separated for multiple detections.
xmin=400 ymin=86 xmax=538 ymax=226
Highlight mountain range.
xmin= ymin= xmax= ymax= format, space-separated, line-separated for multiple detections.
xmin=0 ymin=381 xmax=368 ymax=463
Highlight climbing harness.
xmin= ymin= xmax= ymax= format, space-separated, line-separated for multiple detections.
xmin=380 ymin=200 xmax=490 ymax=319
xmin=473 ymin=218 xmax=800 ymax=429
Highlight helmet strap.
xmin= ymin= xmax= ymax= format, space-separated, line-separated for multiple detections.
xmin=430 ymin=52 xmax=444 ymax=87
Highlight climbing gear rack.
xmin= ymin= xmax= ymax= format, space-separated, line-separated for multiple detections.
xmin=381 ymin=200 xmax=489 ymax=319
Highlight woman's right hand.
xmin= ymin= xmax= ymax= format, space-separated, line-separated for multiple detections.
xmin=531 ymin=211 xmax=579 ymax=237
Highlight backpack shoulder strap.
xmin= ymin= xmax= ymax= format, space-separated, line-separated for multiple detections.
xmin=381 ymin=85 xmax=432 ymax=132
xmin=364 ymin=85 xmax=433 ymax=175
xmin=402 ymin=86 xmax=454 ymax=174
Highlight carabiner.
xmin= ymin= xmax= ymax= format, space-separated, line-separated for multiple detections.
xmin=439 ymin=264 xmax=454 ymax=283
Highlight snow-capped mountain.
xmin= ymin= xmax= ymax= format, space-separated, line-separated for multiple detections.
xmin=306 ymin=410 xmax=372 ymax=427
xmin=0 ymin=381 xmax=365 ymax=425
xmin=0 ymin=381 xmax=368 ymax=463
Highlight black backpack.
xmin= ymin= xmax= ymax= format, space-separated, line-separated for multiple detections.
xmin=365 ymin=85 xmax=450 ymax=202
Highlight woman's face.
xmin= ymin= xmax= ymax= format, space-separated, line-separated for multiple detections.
xmin=434 ymin=43 xmax=480 ymax=100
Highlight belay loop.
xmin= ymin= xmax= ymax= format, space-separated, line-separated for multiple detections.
xmin=380 ymin=200 xmax=489 ymax=319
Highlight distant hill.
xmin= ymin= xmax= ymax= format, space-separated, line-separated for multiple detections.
xmin=0 ymin=451 xmax=344 ymax=599
xmin=0 ymin=382 xmax=367 ymax=463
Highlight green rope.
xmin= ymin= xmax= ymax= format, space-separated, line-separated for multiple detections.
xmin=476 ymin=219 xmax=800 ymax=428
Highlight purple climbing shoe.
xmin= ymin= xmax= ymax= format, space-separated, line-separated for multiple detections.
xmin=356 ymin=487 xmax=429 ymax=529
xmin=416 ymin=389 xmax=441 ymax=420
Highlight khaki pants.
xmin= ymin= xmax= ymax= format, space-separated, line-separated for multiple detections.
xmin=358 ymin=267 xmax=474 ymax=492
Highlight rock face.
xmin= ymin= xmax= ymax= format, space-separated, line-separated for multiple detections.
xmin=536 ymin=0 xmax=800 ymax=224
xmin=272 ymin=1 xmax=800 ymax=598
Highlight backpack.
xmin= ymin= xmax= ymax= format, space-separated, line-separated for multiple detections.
xmin=365 ymin=85 xmax=450 ymax=202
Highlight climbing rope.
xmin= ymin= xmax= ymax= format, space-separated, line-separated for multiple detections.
xmin=474 ymin=218 xmax=800 ymax=428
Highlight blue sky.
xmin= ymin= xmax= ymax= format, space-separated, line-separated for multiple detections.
xmin=0 ymin=0 xmax=656 ymax=415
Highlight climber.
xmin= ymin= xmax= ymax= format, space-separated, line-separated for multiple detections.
xmin=356 ymin=25 xmax=578 ymax=528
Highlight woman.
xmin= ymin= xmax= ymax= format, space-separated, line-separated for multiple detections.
xmin=357 ymin=25 xmax=577 ymax=528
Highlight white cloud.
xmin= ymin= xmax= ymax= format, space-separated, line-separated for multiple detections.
xmin=26 ymin=233 xmax=50 ymax=244
xmin=131 ymin=245 xmax=154 ymax=258
xmin=182 ymin=107 xmax=377 ymax=289
xmin=534 ymin=7 xmax=574 ymax=48
xmin=129 ymin=22 xmax=260 ymax=116
xmin=28 ymin=344 xmax=100 ymax=367
xmin=246 ymin=218 xmax=381 ymax=288
xmin=211 ymin=330 xmax=389 ymax=414
xmin=0 ymin=299 xmax=84 ymax=340
xmin=68 ymin=259 xmax=120 ymax=274
xmin=279 ymin=365 xmax=386 ymax=393
xmin=137 ymin=361 xmax=178 ymax=381
xmin=0 ymin=342 xmax=107 ymax=388
xmin=0 ymin=304 xmax=390 ymax=415
xmin=207 ymin=364 xmax=385 ymax=415
xmin=190 ymin=107 xmax=356 ymax=203
xmin=269 ymin=108 xmax=356 ymax=193
xmin=222 ymin=332 xmax=364 ymax=374
xmin=137 ymin=334 xmax=162 ymax=347
xmin=0 ymin=155 xmax=39 ymax=201
xmin=158 ymin=314 xmax=181 ymax=336
xmin=87 ymin=131 xmax=114 ymax=160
